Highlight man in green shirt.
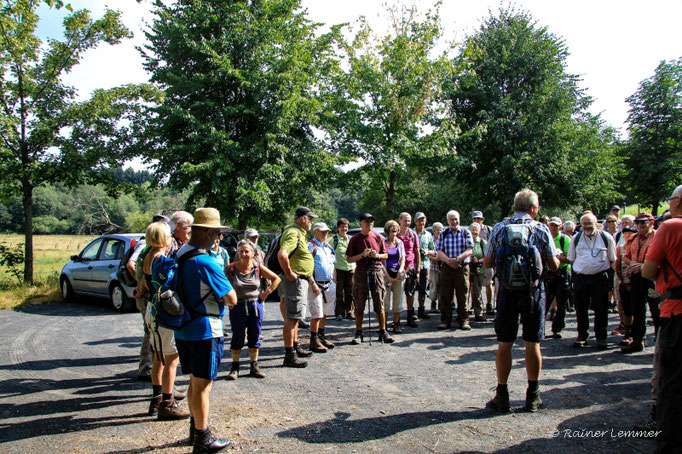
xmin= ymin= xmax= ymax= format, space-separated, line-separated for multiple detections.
xmin=278 ymin=206 xmax=320 ymax=368
xmin=333 ymin=218 xmax=355 ymax=320
xmin=546 ymin=216 xmax=571 ymax=339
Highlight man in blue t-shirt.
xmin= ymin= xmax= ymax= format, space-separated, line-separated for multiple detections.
xmin=176 ymin=208 xmax=236 ymax=453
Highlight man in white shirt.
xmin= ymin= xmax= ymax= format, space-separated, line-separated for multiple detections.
xmin=567 ymin=213 xmax=617 ymax=349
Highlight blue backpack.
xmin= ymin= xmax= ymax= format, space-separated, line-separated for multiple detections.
xmin=150 ymin=248 xmax=209 ymax=331
xmin=496 ymin=218 xmax=543 ymax=294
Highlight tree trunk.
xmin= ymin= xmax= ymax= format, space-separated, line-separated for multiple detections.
xmin=237 ymin=213 xmax=249 ymax=231
xmin=22 ymin=180 xmax=34 ymax=285
xmin=385 ymin=170 xmax=395 ymax=220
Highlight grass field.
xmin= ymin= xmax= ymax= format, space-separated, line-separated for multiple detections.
xmin=0 ymin=234 xmax=98 ymax=309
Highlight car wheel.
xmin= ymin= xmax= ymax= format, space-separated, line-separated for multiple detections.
xmin=61 ymin=277 xmax=76 ymax=302
xmin=110 ymin=282 xmax=133 ymax=312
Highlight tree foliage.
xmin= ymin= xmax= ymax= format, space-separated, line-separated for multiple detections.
xmin=0 ymin=0 xmax=160 ymax=283
xmin=624 ymin=58 xmax=682 ymax=214
xmin=446 ymin=8 xmax=621 ymax=215
xmin=328 ymin=3 xmax=455 ymax=219
xmin=141 ymin=0 xmax=344 ymax=229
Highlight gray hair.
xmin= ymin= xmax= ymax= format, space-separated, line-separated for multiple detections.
xmin=170 ymin=211 xmax=193 ymax=233
xmin=513 ymin=189 xmax=539 ymax=212
xmin=580 ymin=213 xmax=598 ymax=225
xmin=621 ymin=214 xmax=635 ymax=223
xmin=236 ymin=239 xmax=257 ymax=255
xmin=470 ymin=222 xmax=481 ymax=231
xmin=674 ymin=184 xmax=682 ymax=198
xmin=446 ymin=210 xmax=460 ymax=221
xmin=563 ymin=220 xmax=576 ymax=230
xmin=244 ymin=228 xmax=259 ymax=239
xmin=432 ymin=222 xmax=444 ymax=230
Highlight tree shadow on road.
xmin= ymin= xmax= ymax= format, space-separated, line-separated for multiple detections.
xmin=277 ymin=408 xmax=495 ymax=443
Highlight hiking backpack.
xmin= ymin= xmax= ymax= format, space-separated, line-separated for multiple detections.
xmin=264 ymin=226 xmax=301 ymax=275
xmin=150 ymin=248 xmax=209 ymax=331
xmin=496 ymin=218 xmax=543 ymax=293
xmin=117 ymin=236 xmax=145 ymax=287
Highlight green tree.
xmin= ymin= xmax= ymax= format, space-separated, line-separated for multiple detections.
xmin=446 ymin=8 xmax=620 ymax=213
xmin=329 ymin=3 xmax=455 ymax=219
xmin=624 ymin=58 xmax=682 ymax=214
xmin=0 ymin=1 xmax=160 ymax=283
xmin=141 ymin=0 xmax=343 ymax=229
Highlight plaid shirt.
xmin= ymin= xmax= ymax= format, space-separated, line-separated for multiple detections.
xmin=436 ymin=226 xmax=474 ymax=263
xmin=484 ymin=212 xmax=557 ymax=264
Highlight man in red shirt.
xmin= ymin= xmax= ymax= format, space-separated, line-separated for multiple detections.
xmin=347 ymin=213 xmax=394 ymax=344
xmin=642 ymin=184 xmax=682 ymax=454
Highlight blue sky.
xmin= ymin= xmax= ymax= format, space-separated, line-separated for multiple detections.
xmin=35 ymin=0 xmax=682 ymax=135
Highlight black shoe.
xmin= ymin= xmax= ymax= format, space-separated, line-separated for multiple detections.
xmin=344 ymin=312 xmax=354 ymax=320
xmin=193 ymin=427 xmax=231 ymax=454
xmin=474 ymin=315 xmax=486 ymax=322
xmin=295 ymin=345 xmax=313 ymax=358
xmin=551 ymin=332 xmax=562 ymax=339
xmin=379 ymin=331 xmax=394 ymax=344
xmin=283 ymin=352 xmax=308 ymax=368
xmin=487 ymin=392 xmax=510 ymax=413
xmin=573 ymin=337 xmax=589 ymax=348
xmin=525 ymin=391 xmax=543 ymax=412
xmin=351 ymin=331 xmax=363 ymax=345
xmin=437 ymin=323 xmax=450 ymax=330
xmin=417 ymin=307 xmax=430 ymax=319
xmin=392 ymin=322 xmax=402 ymax=334
xmin=298 ymin=320 xmax=309 ymax=329
xmin=188 ymin=419 xmax=195 ymax=445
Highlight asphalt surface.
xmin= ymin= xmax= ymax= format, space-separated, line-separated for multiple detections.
xmin=0 ymin=297 xmax=659 ymax=453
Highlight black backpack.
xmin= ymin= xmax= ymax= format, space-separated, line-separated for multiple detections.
xmin=264 ymin=226 xmax=301 ymax=275
xmin=117 ymin=237 xmax=145 ymax=287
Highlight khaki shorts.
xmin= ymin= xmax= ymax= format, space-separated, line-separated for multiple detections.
xmin=308 ymin=282 xmax=336 ymax=319
xmin=281 ymin=277 xmax=309 ymax=320
xmin=144 ymin=304 xmax=177 ymax=356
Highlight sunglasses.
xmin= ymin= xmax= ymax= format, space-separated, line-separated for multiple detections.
xmin=635 ymin=220 xmax=649 ymax=225
xmin=606 ymin=220 xmax=616 ymax=223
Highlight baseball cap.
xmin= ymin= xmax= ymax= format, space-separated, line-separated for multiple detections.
xmin=610 ymin=205 xmax=621 ymax=211
xmin=414 ymin=212 xmax=426 ymax=220
xmin=549 ymin=216 xmax=562 ymax=225
xmin=313 ymin=222 xmax=331 ymax=232
xmin=295 ymin=206 xmax=318 ymax=219
xmin=358 ymin=213 xmax=375 ymax=222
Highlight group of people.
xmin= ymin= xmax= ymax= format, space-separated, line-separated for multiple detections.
xmin=127 ymin=182 xmax=681 ymax=454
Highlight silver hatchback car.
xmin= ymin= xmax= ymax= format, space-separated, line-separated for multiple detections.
xmin=60 ymin=233 xmax=144 ymax=312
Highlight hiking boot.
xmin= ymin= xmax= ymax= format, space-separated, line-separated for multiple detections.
xmin=351 ymin=331 xmax=363 ymax=344
xmin=319 ymin=333 xmax=335 ymax=349
xmin=437 ymin=323 xmax=450 ymax=330
xmin=310 ymin=336 xmax=327 ymax=353
xmin=596 ymin=338 xmax=608 ymax=350
xmin=620 ymin=336 xmax=634 ymax=346
xmin=474 ymin=315 xmax=486 ymax=322
xmin=283 ymin=352 xmax=307 ymax=368
xmin=487 ymin=392 xmax=510 ymax=413
xmin=295 ymin=345 xmax=312 ymax=358
xmin=406 ymin=310 xmax=418 ymax=327
xmin=524 ymin=391 xmax=543 ymax=412
xmin=344 ymin=312 xmax=355 ymax=320
xmin=158 ymin=398 xmax=190 ymax=421
xmin=486 ymin=303 xmax=494 ymax=315
xmin=148 ymin=395 xmax=162 ymax=416
xmin=573 ymin=336 xmax=589 ymax=348
xmin=173 ymin=386 xmax=186 ymax=401
xmin=459 ymin=320 xmax=472 ymax=331
xmin=550 ymin=332 xmax=562 ymax=339
xmin=298 ymin=320 xmax=309 ymax=329
xmin=417 ymin=307 xmax=430 ymax=319
xmin=335 ymin=315 xmax=343 ymax=321
xmin=621 ymin=339 xmax=644 ymax=353
xmin=379 ymin=330 xmax=394 ymax=344
xmin=193 ymin=427 xmax=231 ymax=454
xmin=392 ymin=322 xmax=402 ymax=334
xmin=249 ymin=361 xmax=265 ymax=378
xmin=226 ymin=362 xmax=239 ymax=380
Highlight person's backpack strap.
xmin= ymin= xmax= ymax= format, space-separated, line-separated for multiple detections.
xmin=175 ymin=248 xmax=211 ymax=315
xmin=559 ymin=234 xmax=566 ymax=252
xmin=333 ymin=234 xmax=339 ymax=250
xmin=573 ymin=231 xmax=583 ymax=249
xmin=309 ymin=240 xmax=318 ymax=257
xmin=282 ymin=225 xmax=301 ymax=256
xmin=227 ymin=262 xmax=237 ymax=280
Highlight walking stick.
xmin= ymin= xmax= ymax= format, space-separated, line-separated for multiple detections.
xmin=367 ymin=269 xmax=372 ymax=345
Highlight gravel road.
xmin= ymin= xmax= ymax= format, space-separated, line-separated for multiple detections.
xmin=0 ymin=298 xmax=658 ymax=453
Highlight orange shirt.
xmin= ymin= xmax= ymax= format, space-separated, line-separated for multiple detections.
xmin=645 ymin=218 xmax=682 ymax=317
xmin=625 ymin=230 xmax=656 ymax=264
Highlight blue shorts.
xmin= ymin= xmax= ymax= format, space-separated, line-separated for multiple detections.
xmin=176 ymin=337 xmax=224 ymax=381
xmin=494 ymin=285 xmax=546 ymax=343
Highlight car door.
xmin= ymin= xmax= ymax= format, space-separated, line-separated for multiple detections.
xmin=70 ymin=238 xmax=104 ymax=293
xmin=90 ymin=238 xmax=126 ymax=296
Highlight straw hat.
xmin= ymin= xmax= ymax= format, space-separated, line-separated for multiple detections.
xmin=189 ymin=208 xmax=228 ymax=229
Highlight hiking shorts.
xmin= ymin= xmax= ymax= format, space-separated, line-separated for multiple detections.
xmin=144 ymin=304 xmax=177 ymax=356
xmin=282 ymin=276 xmax=310 ymax=320
xmin=494 ymin=285 xmax=546 ymax=343
xmin=176 ymin=337 xmax=223 ymax=381
xmin=308 ymin=282 xmax=336 ymax=319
